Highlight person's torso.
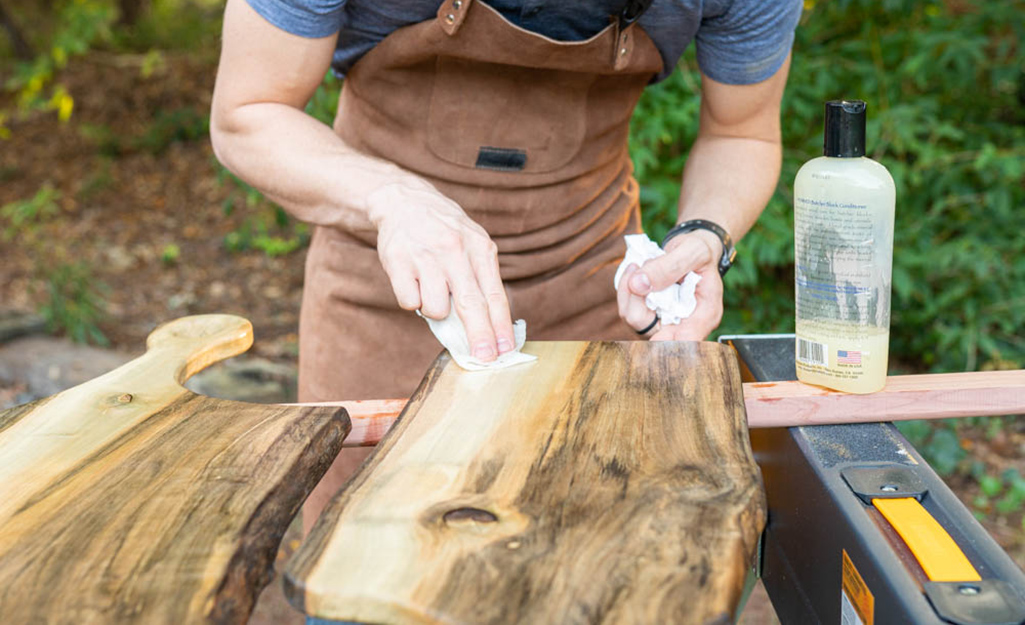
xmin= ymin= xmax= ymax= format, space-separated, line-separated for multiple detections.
xmin=329 ymin=0 xmax=716 ymax=83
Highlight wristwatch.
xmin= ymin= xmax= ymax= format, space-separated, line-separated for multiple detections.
xmin=661 ymin=219 xmax=736 ymax=278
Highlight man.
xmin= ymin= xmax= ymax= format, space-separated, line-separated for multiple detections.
xmin=210 ymin=0 xmax=801 ymax=530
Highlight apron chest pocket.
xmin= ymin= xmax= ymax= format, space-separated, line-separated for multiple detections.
xmin=427 ymin=56 xmax=595 ymax=174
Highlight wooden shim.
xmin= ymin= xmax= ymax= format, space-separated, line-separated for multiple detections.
xmin=286 ymin=341 xmax=766 ymax=624
xmin=743 ymin=369 xmax=1025 ymax=427
xmin=300 ymin=369 xmax=1025 ymax=447
xmin=0 ymin=315 xmax=350 ymax=625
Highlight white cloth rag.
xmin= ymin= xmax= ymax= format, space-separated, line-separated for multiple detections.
xmin=419 ymin=298 xmax=537 ymax=371
xmin=613 ymin=233 xmax=702 ymax=325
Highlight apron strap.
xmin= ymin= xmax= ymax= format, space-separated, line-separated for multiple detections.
xmin=435 ymin=0 xmax=652 ymax=72
xmin=438 ymin=0 xmax=472 ymax=36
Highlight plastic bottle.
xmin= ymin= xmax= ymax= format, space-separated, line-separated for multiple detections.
xmin=794 ymin=100 xmax=896 ymax=394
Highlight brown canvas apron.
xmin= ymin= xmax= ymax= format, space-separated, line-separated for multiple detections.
xmin=299 ymin=0 xmax=664 ymax=403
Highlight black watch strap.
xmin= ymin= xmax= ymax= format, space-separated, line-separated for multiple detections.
xmin=661 ymin=219 xmax=736 ymax=277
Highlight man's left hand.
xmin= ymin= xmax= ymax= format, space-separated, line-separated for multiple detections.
xmin=616 ymin=229 xmax=724 ymax=341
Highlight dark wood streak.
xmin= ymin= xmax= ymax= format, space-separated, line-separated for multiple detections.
xmin=287 ymin=340 xmax=765 ymax=625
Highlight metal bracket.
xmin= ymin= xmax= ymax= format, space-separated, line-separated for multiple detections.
xmin=841 ymin=464 xmax=929 ymax=505
xmin=924 ymin=580 xmax=1025 ymax=625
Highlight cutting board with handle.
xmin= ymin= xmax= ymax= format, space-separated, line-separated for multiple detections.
xmin=286 ymin=340 xmax=765 ymax=625
xmin=0 ymin=314 xmax=349 ymax=624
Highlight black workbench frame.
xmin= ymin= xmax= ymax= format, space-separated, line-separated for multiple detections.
xmin=724 ymin=333 xmax=1025 ymax=625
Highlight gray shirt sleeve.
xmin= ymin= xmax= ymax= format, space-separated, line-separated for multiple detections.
xmin=695 ymin=0 xmax=803 ymax=85
xmin=244 ymin=0 xmax=346 ymax=38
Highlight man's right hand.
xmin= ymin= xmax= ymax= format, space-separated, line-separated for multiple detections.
xmin=367 ymin=180 xmax=515 ymax=363
xmin=211 ymin=0 xmax=513 ymax=363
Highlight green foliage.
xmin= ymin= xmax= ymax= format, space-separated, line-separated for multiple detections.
xmin=0 ymin=184 xmax=109 ymax=344
xmin=79 ymin=106 xmax=209 ymax=155
xmin=970 ymin=464 xmax=1025 ymax=516
xmin=2 ymin=0 xmax=220 ymax=133
xmin=111 ymin=0 xmax=225 ymax=53
xmin=901 ymin=416 xmax=1025 ymax=518
xmin=306 ymin=73 xmax=342 ymax=125
xmin=897 ymin=419 xmax=968 ymax=476
xmin=38 ymin=262 xmax=109 ymax=346
xmin=218 ymin=166 xmax=311 ymax=257
xmin=630 ymin=0 xmax=1025 ymax=371
xmin=134 ymin=106 xmax=209 ymax=154
xmin=1 ymin=183 xmax=61 ymax=240
xmin=161 ymin=243 xmax=180 ymax=266
xmin=3 ymin=0 xmax=116 ymax=128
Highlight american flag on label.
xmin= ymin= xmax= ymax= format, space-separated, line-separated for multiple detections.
xmin=838 ymin=350 xmax=862 ymax=365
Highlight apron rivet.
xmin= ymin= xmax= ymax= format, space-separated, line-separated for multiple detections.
xmin=445 ymin=13 xmax=456 ymax=24
xmin=453 ymin=0 xmax=462 ymax=8
xmin=619 ymin=47 xmax=628 ymax=56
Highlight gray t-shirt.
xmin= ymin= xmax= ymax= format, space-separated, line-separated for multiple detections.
xmin=245 ymin=0 xmax=801 ymax=84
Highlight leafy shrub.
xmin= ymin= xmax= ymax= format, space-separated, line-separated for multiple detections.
xmin=2 ymin=0 xmax=221 ymax=132
xmin=135 ymin=106 xmax=209 ymax=154
xmin=1 ymin=183 xmax=61 ymax=240
xmin=218 ymin=165 xmax=310 ymax=257
xmin=631 ymin=0 xmax=1025 ymax=372
xmin=896 ymin=419 xmax=967 ymax=476
xmin=38 ymin=262 xmax=109 ymax=346
xmin=3 ymin=0 xmax=116 ymax=129
xmin=79 ymin=106 xmax=209 ymax=155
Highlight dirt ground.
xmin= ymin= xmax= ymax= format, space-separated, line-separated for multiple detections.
xmin=2 ymin=52 xmax=1023 ymax=623
xmin=0 ymin=51 xmax=305 ymax=361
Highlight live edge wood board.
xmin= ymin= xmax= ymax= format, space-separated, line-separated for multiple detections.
xmin=286 ymin=340 xmax=765 ymax=625
xmin=0 ymin=315 xmax=349 ymax=625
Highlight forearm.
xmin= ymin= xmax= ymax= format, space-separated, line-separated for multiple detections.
xmin=210 ymin=103 xmax=423 ymax=236
xmin=675 ymin=59 xmax=790 ymax=251
xmin=676 ymin=132 xmax=781 ymax=243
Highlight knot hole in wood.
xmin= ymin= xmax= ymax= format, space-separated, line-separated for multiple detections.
xmin=443 ymin=507 xmax=498 ymax=525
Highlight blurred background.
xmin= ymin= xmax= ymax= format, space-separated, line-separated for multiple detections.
xmin=0 ymin=0 xmax=1022 ymax=619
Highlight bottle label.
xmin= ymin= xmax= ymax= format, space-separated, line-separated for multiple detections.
xmin=795 ymin=197 xmax=879 ymax=325
xmin=794 ymin=190 xmax=892 ymax=392
xmin=796 ymin=337 xmax=828 ymax=367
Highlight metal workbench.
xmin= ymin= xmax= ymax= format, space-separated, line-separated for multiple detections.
xmin=723 ymin=334 xmax=1025 ymax=625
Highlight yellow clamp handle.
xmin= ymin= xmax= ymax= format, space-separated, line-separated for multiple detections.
xmin=873 ymin=497 xmax=980 ymax=583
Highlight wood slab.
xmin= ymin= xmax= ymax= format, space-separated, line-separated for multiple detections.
xmin=286 ymin=341 xmax=765 ymax=625
xmin=0 ymin=315 xmax=350 ymax=624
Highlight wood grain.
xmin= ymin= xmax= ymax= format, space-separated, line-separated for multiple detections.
xmin=304 ymin=369 xmax=1025 ymax=446
xmin=0 ymin=314 xmax=350 ymax=625
xmin=286 ymin=341 xmax=765 ymax=625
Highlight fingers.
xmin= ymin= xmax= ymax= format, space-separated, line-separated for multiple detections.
xmin=447 ymin=258 xmax=499 ymax=362
xmin=374 ymin=186 xmax=514 ymax=362
xmin=649 ymin=269 xmax=724 ymax=342
xmin=417 ymin=270 xmax=451 ymax=320
xmin=628 ymin=251 xmax=695 ymax=295
xmin=628 ymin=233 xmax=715 ymax=296
xmin=469 ymin=242 xmax=515 ymax=354
xmin=617 ymin=264 xmax=659 ymax=335
xmin=387 ymin=265 xmax=422 ymax=312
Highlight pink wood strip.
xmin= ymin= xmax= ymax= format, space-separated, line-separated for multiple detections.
xmin=298 ymin=399 xmax=408 ymax=447
xmin=294 ymin=370 xmax=1025 ymax=446
xmin=744 ymin=370 xmax=1025 ymax=428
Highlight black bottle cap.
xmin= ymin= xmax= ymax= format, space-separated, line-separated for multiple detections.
xmin=823 ymin=100 xmax=866 ymax=157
